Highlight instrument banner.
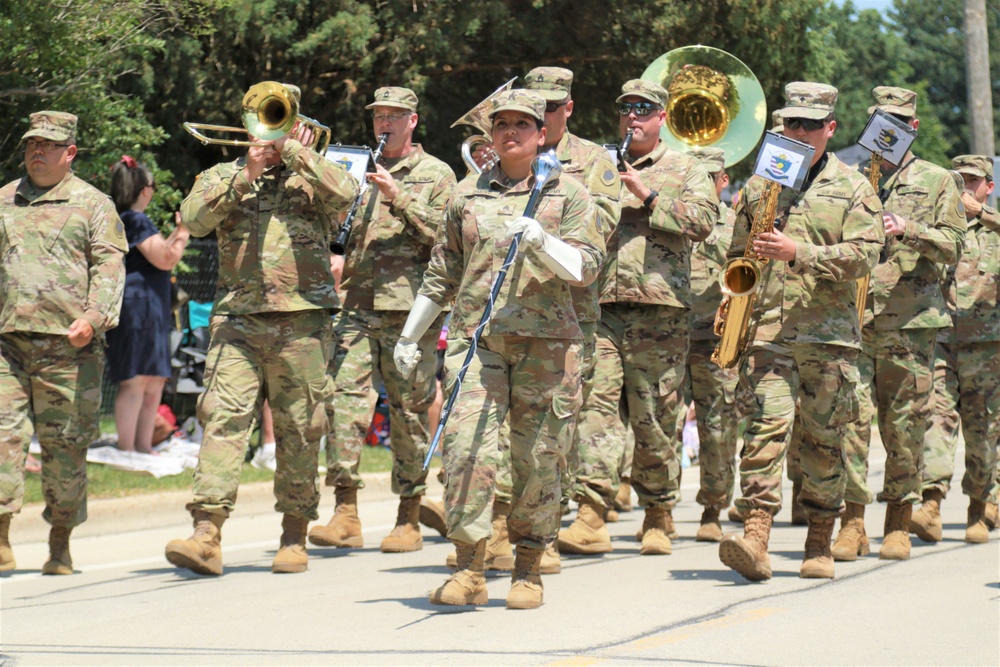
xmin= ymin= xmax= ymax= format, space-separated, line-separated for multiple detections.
xmin=324 ymin=144 xmax=372 ymax=185
xmin=752 ymin=131 xmax=815 ymax=191
xmin=857 ymin=108 xmax=916 ymax=165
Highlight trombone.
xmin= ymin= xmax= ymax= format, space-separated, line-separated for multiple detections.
xmin=184 ymin=81 xmax=332 ymax=154
xmin=450 ymin=78 xmax=517 ymax=174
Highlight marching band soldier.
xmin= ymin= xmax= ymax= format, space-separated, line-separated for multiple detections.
xmin=832 ymin=87 xmax=965 ymax=562
xmin=165 ymin=84 xmax=359 ymax=576
xmin=394 ymin=89 xmax=604 ymax=609
xmin=680 ymin=146 xmax=740 ymax=542
xmin=559 ymin=79 xmax=718 ymax=557
xmin=912 ymin=154 xmax=998 ymax=544
xmin=309 ymin=86 xmax=457 ymax=554
xmin=0 ymin=111 xmax=127 ymax=574
xmin=718 ymin=82 xmax=883 ymax=581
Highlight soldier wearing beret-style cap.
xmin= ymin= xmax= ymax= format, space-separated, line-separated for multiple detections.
xmin=313 ymin=82 xmax=457 ymax=558
xmin=394 ymin=81 xmax=606 ymax=610
xmin=829 ymin=83 xmax=965 ymax=564
xmin=0 ymin=111 xmax=127 ymax=575
xmin=717 ymin=81 xmax=886 ymax=583
xmin=559 ymin=76 xmax=717 ymax=561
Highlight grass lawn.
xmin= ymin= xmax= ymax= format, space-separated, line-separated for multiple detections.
xmin=23 ymin=444 xmax=397 ymax=504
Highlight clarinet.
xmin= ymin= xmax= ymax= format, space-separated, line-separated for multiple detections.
xmin=329 ymin=133 xmax=389 ymax=255
xmin=617 ymin=128 xmax=635 ymax=172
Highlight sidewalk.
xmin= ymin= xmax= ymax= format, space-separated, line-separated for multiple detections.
xmin=10 ymin=470 xmax=443 ymax=545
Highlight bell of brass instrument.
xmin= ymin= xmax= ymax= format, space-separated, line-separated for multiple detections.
xmin=184 ymin=81 xmax=332 ymax=153
xmin=640 ymin=46 xmax=766 ymax=168
xmin=711 ymin=180 xmax=782 ymax=369
xmin=854 ymin=151 xmax=883 ymax=327
xmin=451 ymin=78 xmax=517 ymax=174
xmin=329 ymin=133 xmax=389 ymax=256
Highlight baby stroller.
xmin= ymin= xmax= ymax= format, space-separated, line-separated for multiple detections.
xmin=165 ymin=299 xmax=212 ymax=420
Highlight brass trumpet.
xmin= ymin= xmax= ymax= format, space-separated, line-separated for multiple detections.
xmin=451 ymin=78 xmax=517 ymax=174
xmin=184 ymin=81 xmax=331 ymax=153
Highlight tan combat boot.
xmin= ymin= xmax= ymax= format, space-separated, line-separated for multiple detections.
xmin=696 ymin=506 xmax=723 ymax=542
xmin=728 ymin=505 xmax=744 ymax=524
xmin=430 ymin=539 xmax=488 ymax=606
xmin=539 ymin=542 xmax=561 ymax=574
xmin=719 ymin=508 xmax=772 ymax=581
xmin=910 ymin=488 xmax=944 ymax=543
xmin=507 ymin=544 xmax=544 ymax=609
xmin=800 ymin=516 xmax=836 ymax=579
xmin=985 ymin=502 xmax=998 ymax=530
xmin=42 ymin=525 xmax=74 ymax=575
xmin=484 ymin=500 xmax=514 ymax=570
xmin=308 ymin=486 xmax=363 ymax=548
xmin=418 ymin=497 xmax=448 ymax=538
xmin=614 ymin=478 xmax=633 ymax=512
xmin=831 ymin=502 xmax=870 ymax=561
xmin=557 ymin=498 xmax=612 ymax=554
xmin=605 ymin=506 xmax=619 ymax=523
xmin=272 ymin=514 xmax=309 ymax=573
xmin=165 ymin=510 xmax=224 ymax=576
xmin=880 ymin=502 xmax=913 ymax=560
xmin=965 ymin=499 xmax=990 ymax=544
xmin=637 ymin=506 xmax=673 ymax=555
xmin=380 ymin=495 xmax=423 ymax=552
xmin=791 ymin=480 xmax=807 ymax=526
xmin=0 ymin=513 xmax=15 ymax=572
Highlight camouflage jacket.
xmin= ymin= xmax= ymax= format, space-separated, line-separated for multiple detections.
xmin=0 ymin=172 xmax=126 ymax=336
xmin=941 ymin=204 xmax=1000 ymax=343
xmin=182 ymin=140 xmax=358 ymax=315
xmin=731 ymin=154 xmax=884 ymax=349
xmin=418 ymin=166 xmax=604 ymax=340
xmin=599 ymin=141 xmax=718 ymax=307
xmin=866 ymin=153 xmax=965 ymax=330
xmin=341 ymin=144 xmax=456 ymax=311
xmin=551 ymin=131 xmax=621 ymax=323
xmin=690 ymin=202 xmax=734 ymax=340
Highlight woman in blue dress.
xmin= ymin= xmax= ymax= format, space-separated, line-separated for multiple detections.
xmin=106 ymin=156 xmax=189 ymax=453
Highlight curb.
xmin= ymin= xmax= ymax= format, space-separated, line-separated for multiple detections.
xmin=10 ymin=471 xmax=444 ymax=545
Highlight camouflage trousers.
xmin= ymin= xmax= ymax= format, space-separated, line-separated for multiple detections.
xmin=0 ymin=333 xmax=103 ymax=527
xmin=921 ymin=339 xmax=1000 ymax=504
xmin=682 ymin=339 xmax=739 ymax=509
xmin=843 ymin=327 xmax=936 ymax=506
xmin=573 ymin=303 xmax=688 ymax=510
xmin=559 ymin=320 xmax=598 ymax=504
xmin=735 ymin=343 xmax=860 ymax=519
xmin=189 ymin=311 xmax=332 ymax=521
xmin=441 ymin=335 xmax=581 ymax=550
xmin=325 ymin=309 xmax=442 ymax=498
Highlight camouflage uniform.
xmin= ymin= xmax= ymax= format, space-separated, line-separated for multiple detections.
xmin=685 ymin=197 xmax=739 ymax=510
xmin=845 ymin=150 xmax=965 ymax=506
xmin=921 ymin=156 xmax=999 ymax=505
xmin=0 ymin=111 xmax=126 ymax=530
xmin=574 ymin=80 xmax=718 ymax=511
xmin=418 ymin=146 xmax=604 ymax=550
xmin=328 ymin=140 xmax=456 ymax=499
xmin=731 ymin=154 xmax=884 ymax=518
xmin=181 ymin=138 xmax=357 ymax=521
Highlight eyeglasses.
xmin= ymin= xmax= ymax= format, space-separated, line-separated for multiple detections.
xmin=372 ymin=112 xmax=411 ymax=123
xmin=25 ymin=139 xmax=70 ymax=152
xmin=146 ymin=182 xmax=157 ymax=192
xmin=784 ymin=117 xmax=828 ymax=132
xmin=617 ymin=101 xmax=661 ymax=117
xmin=545 ymin=100 xmax=569 ymax=114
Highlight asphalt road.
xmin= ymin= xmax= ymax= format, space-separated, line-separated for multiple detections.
xmin=2 ymin=441 xmax=998 ymax=666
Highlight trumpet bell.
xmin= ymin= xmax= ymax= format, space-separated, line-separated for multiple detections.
xmin=641 ymin=46 xmax=766 ymax=168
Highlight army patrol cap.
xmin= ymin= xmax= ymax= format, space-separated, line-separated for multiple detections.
xmin=689 ymin=147 xmax=725 ymax=174
xmin=616 ymin=79 xmax=667 ymax=106
xmin=868 ymin=86 xmax=917 ymax=117
xmin=365 ymin=86 xmax=419 ymax=112
xmin=952 ymin=154 xmax=994 ymax=180
xmin=22 ymin=110 xmax=78 ymax=143
xmin=771 ymin=109 xmax=784 ymax=133
xmin=524 ymin=67 xmax=573 ymax=102
xmin=488 ymin=89 xmax=546 ymax=121
xmin=780 ymin=82 xmax=837 ymax=120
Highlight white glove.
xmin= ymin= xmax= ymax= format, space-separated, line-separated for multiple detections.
xmin=504 ymin=216 xmax=584 ymax=283
xmin=393 ymin=294 xmax=444 ymax=377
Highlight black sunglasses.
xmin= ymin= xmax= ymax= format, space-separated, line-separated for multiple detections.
xmin=545 ymin=100 xmax=569 ymax=113
xmin=784 ymin=117 xmax=828 ymax=131
xmin=617 ymin=101 xmax=661 ymax=117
